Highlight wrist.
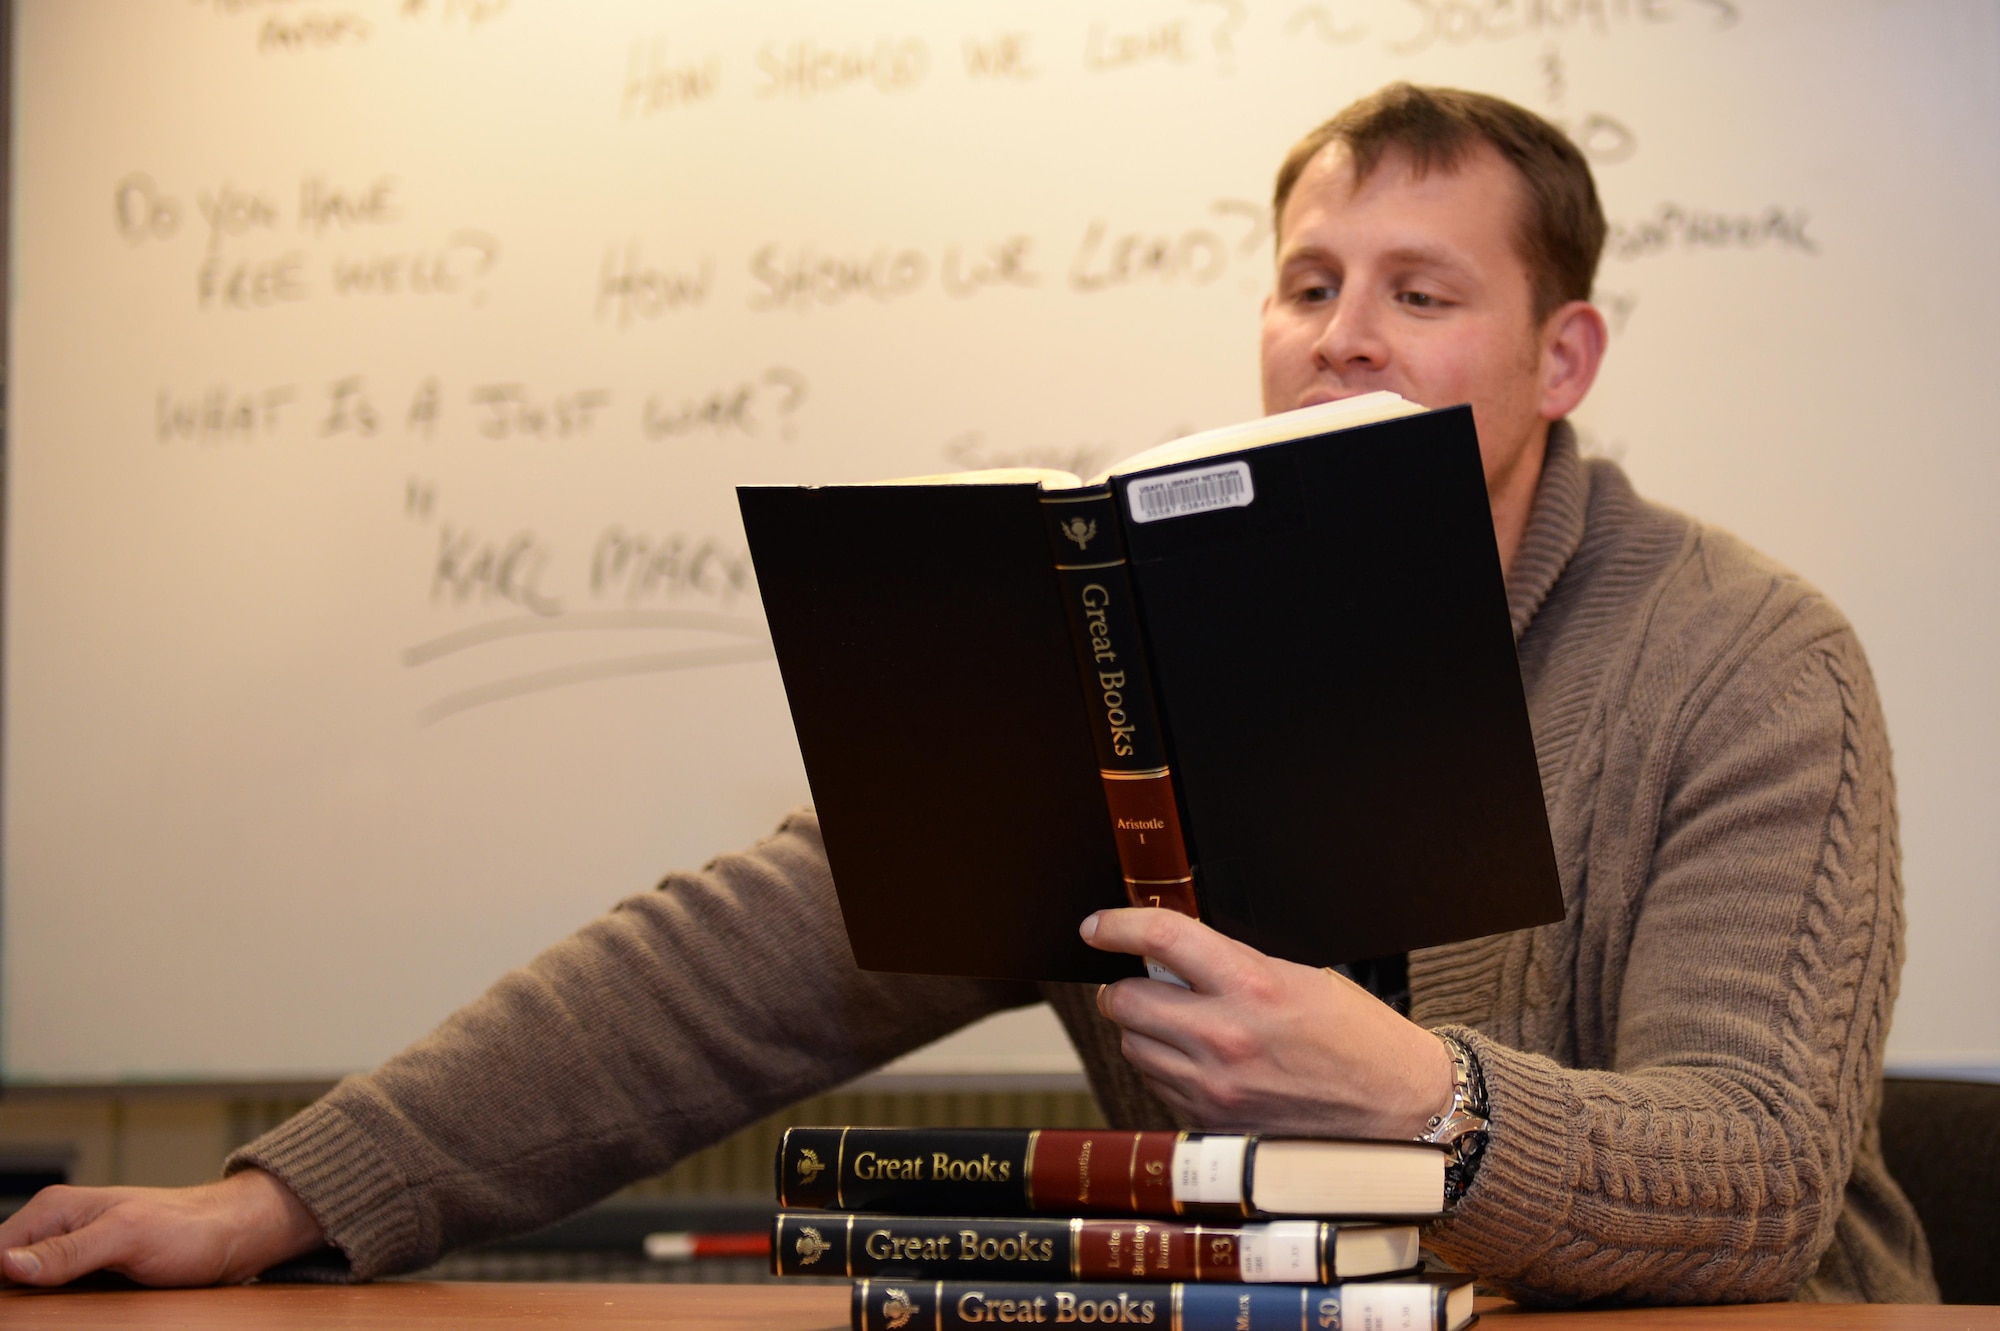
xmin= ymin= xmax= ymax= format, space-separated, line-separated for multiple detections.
xmin=1426 ymin=1033 xmax=1455 ymax=1123
xmin=220 ymin=1168 xmax=326 ymax=1278
xmin=1398 ymin=1031 xmax=1456 ymax=1139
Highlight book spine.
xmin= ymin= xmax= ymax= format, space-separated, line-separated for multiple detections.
xmin=775 ymin=1212 xmax=1340 ymax=1282
xmin=1039 ymin=488 xmax=1199 ymax=926
xmin=852 ymin=1279 xmax=1460 ymax=1331
xmin=780 ymin=1127 xmax=1201 ymax=1216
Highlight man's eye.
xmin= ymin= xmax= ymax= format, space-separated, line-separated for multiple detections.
xmin=1293 ymin=283 xmax=1335 ymax=304
xmin=1399 ymin=290 xmax=1441 ymax=308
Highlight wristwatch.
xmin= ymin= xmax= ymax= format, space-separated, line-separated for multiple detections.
xmin=1420 ymin=1034 xmax=1490 ymax=1207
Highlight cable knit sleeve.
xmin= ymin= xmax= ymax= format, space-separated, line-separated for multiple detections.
xmin=1422 ymin=605 xmax=1907 ymax=1305
xmin=226 ymin=809 xmax=1036 ymax=1280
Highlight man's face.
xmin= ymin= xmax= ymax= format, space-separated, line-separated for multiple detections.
xmin=1259 ymin=141 xmax=1553 ymax=499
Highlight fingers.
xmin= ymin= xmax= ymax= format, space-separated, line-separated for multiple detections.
xmin=0 ymin=1175 xmax=323 ymax=1289
xmin=1111 ymin=1009 xmax=1268 ymax=1131
xmin=1079 ymin=907 xmax=1257 ymax=993
xmin=0 ymin=1185 xmax=95 ymax=1250
xmin=6 ymin=1230 xmax=90 ymax=1286
xmin=1096 ymin=966 xmax=1205 ymax=1049
xmin=1 ymin=1190 xmax=128 ymax=1286
xmin=1114 ymin=1024 xmax=1203 ymax=1086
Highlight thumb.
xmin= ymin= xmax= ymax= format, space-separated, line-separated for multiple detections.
xmin=1081 ymin=906 xmax=1247 ymax=992
xmin=4 ymin=1213 xmax=126 ymax=1286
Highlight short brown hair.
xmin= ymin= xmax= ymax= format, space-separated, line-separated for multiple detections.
xmin=1273 ymin=83 xmax=1606 ymax=323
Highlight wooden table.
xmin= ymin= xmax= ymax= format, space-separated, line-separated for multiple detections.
xmin=1 ymin=1283 xmax=1996 ymax=1329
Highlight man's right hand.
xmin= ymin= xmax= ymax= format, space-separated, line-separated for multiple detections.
xmin=0 ymin=1167 xmax=325 ymax=1287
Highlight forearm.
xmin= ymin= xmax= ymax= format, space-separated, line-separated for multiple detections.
xmin=230 ymin=811 xmax=1034 ymax=1278
xmin=1424 ymin=1031 xmax=1852 ymax=1305
xmin=1424 ymin=632 xmax=1903 ymax=1304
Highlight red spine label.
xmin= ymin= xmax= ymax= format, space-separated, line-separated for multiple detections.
xmin=1026 ymin=1130 xmax=1180 ymax=1216
xmin=1076 ymin=1220 xmax=1244 ymax=1280
xmin=1099 ymin=775 xmax=1198 ymax=914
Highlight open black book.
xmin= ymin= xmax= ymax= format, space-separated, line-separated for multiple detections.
xmin=738 ymin=394 xmax=1562 ymax=983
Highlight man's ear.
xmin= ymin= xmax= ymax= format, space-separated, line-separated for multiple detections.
xmin=1538 ymin=300 xmax=1609 ymax=421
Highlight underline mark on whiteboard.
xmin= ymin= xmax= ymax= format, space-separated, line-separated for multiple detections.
xmin=405 ymin=609 xmax=774 ymax=723
xmin=417 ymin=643 xmax=777 ymax=726
xmin=402 ymin=608 xmax=768 ymax=666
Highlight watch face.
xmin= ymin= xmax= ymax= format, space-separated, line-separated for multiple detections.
xmin=1429 ymin=1109 xmax=1490 ymax=1147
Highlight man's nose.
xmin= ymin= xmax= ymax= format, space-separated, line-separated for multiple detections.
xmin=1311 ymin=294 xmax=1389 ymax=374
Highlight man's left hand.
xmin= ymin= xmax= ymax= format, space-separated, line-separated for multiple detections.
xmin=1082 ymin=907 xmax=1453 ymax=1139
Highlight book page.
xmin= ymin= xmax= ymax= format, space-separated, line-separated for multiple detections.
xmin=1096 ymin=392 xmax=1426 ymax=482
xmin=841 ymin=396 xmax=1422 ymax=492
xmin=871 ymin=467 xmax=1083 ymax=488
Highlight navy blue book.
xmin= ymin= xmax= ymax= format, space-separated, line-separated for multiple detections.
xmin=851 ymin=1274 xmax=1476 ymax=1331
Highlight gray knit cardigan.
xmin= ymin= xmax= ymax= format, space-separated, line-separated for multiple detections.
xmin=233 ymin=427 xmax=1935 ymax=1304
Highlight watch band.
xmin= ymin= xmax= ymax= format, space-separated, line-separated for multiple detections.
xmin=1421 ymin=1035 xmax=1490 ymax=1207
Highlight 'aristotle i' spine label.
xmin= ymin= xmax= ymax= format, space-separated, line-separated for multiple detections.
xmin=1039 ymin=487 xmax=1199 ymax=923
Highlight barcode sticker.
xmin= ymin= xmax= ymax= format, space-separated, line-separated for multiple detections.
xmin=1342 ymin=1282 xmax=1436 ymax=1329
xmin=1171 ymin=1135 xmax=1248 ymax=1205
xmin=1237 ymin=1222 xmax=1319 ymax=1283
xmin=1125 ymin=461 xmax=1254 ymax=524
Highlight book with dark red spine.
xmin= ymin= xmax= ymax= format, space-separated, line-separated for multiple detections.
xmin=851 ymin=1274 xmax=1476 ymax=1331
xmin=774 ymin=1127 xmax=1447 ymax=1221
xmin=771 ymin=1211 xmax=1420 ymax=1282
xmin=1041 ymin=485 xmax=1196 ymax=986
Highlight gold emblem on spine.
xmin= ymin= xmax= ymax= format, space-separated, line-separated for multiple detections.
xmin=795 ymin=1146 xmax=826 ymax=1186
xmin=793 ymin=1225 xmax=831 ymax=1266
xmin=882 ymin=1286 xmax=918 ymax=1330
xmin=1060 ymin=516 xmax=1098 ymax=550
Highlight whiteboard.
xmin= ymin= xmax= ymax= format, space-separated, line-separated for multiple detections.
xmin=7 ymin=0 xmax=1997 ymax=1084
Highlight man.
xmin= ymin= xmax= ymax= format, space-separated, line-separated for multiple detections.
xmin=0 ymin=85 xmax=1935 ymax=1304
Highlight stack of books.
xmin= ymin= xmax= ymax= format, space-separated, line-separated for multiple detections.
xmin=771 ymin=1126 xmax=1477 ymax=1331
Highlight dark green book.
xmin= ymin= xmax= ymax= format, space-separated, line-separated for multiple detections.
xmin=772 ymin=1211 xmax=1420 ymax=1282
xmin=774 ymin=1125 xmax=1448 ymax=1221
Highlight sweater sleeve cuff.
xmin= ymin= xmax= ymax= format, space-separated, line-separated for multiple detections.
xmin=1423 ymin=1025 xmax=1577 ymax=1280
xmin=225 ymin=1099 xmax=432 ymax=1281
